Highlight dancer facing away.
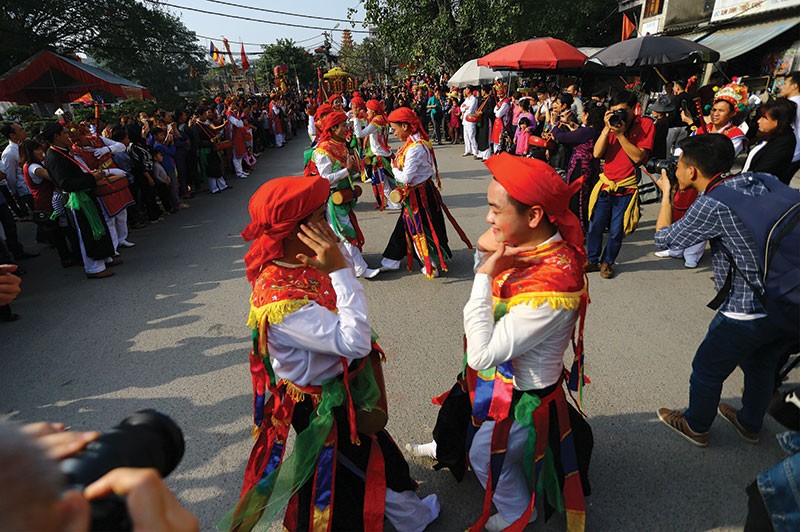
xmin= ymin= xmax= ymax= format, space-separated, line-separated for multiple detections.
xmin=226 ymin=175 xmax=439 ymax=532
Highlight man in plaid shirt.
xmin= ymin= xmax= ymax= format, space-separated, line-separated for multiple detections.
xmin=653 ymin=134 xmax=796 ymax=447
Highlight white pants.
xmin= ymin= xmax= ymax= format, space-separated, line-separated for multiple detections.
xmin=665 ymin=241 xmax=705 ymax=265
xmin=232 ymin=155 xmax=246 ymax=177
xmin=463 ymin=122 xmax=478 ymax=155
xmin=103 ymin=209 xmax=128 ymax=252
xmin=477 ymin=146 xmax=492 ymax=160
xmin=469 ymin=420 xmax=531 ymax=524
xmin=385 ymin=489 xmax=440 ymax=532
xmin=275 ymin=133 xmax=285 ymax=147
xmin=493 ymin=142 xmax=503 ymax=154
xmin=71 ymin=211 xmax=109 ymax=274
xmin=208 ymin=176 xmax=228 ymax=193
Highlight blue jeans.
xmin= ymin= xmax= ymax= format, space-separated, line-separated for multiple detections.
xmin=585 ymin=192 xmax=632 ymax=265
xmin=685 ymin=312 xmax=792 ymax=433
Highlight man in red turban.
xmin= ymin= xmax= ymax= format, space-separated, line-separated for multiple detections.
xmin=234 ymin=174 xmax=440 ymax=531
xmin=408 ymin=152 xmax=591 ymax=532
xmin=353 ymin=99 xmax=399 ymax=210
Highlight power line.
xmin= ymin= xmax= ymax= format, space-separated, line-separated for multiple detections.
xmin=156 ymin=1 xmax=370 ymax=33
xmin=197 ymin=0 xmax=365 ymax=24
xmin=196 ymin=33 xmax=323 ymax=46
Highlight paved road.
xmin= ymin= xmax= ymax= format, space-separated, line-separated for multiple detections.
xmin=1 ymin=137 xmax=793 ymax=531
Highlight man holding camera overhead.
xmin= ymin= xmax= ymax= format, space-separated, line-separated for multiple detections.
xmin=585 ymin=90 xmax=655 ymax=279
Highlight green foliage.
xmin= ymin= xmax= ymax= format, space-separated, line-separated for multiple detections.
xmin=339 ymin=36 xmax=397 ymax=82
xmin=359 ymin=0 xmax=621 ymax=73
xmin=254 ymin=39 xmax=318 ymax=91
xmin=4 ymin=105 xmax=37 ymax=123
xmin=0 ymin=0 xmax=208 ymax=102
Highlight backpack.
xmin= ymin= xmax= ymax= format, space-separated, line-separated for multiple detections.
xmin=706 ymin=172 xmax=800 ymax=313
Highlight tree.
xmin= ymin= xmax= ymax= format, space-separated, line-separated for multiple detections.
xmin=339 ymin=36 xmax=397 ymax=83
xmin=0 ymin=0 xmax=208 ymax=102
xmin=358 ymin=0 xmax=620 ymax=73
xmin=255 ymin=39 xmax=317 ymax=92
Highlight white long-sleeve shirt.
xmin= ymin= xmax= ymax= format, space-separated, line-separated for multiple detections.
xmin=464 ymin=233 xmax=578 ymax=391
xmin=307 ymin=115 xmax=317 ymax=143
xmin=392 ymin=133 xmax=433 ymax=187
xmin=352 ymin=117 xmax=392 ymax=157
xmin=268 ymin=267 xmax=371 ymax=385
xmin=461 ymin=95 xmax=478 ymax=124
xmin=494 ymin=100 xmax=510 ymax=125
xmin=313 ymin=147 xmax=350 ymax=187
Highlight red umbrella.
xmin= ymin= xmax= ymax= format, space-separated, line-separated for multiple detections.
xmin=478 ymin=37 xmax=587 ymax=71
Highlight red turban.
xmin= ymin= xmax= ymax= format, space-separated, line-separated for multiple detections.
xmin=314 ymin=103 xmax=333 ymax=121
xmin=484 ymin=153 xmax=585 ymax=256
xmin=366 ymin=99 xmax=385 ymax=114
xmin=387 ymin=106 xmax=429 ymax=141
xmin=350 ymin=96 xmax=365 ymax=109
xmin=242 ymin=176 xmax=330 ymax=284
xmin=328 ymin=93 xmax=341 ymax=104
xmin=352 ymin=91 xmax=361 ymax=98
xmin=318 ymin=111 xmax=348 ymax=142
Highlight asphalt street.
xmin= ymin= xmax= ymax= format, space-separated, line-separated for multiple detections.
xmin=1 ymin=135 xmax=795 ymax=531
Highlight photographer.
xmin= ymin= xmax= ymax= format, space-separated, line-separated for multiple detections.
xmin=654 ymin=134 xmax=798 ymax=447
xmin=0 ymin=420 xmax=198 ymax=531
xmin=586 ymin=90 xmax=655 ymax=279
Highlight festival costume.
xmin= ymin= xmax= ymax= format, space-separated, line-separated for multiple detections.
xmin=45 ymin=145 xmax=114 ymax=273
xmin=492 ymin=84 xmax=511 ymax=153
xmin=271 ymin=101 xmax=285 ymax=148
xmin=228 ymin=113 xmax=249 ymax=178
xmin=476 ymin=94 xmax=496 ymax=160
xmin=193 ymin=120 xmax=229 ymax=194
xmin=305 ymin=113 xmax=372 ymax=277
xmin=353 ymin=101 xmax=400 ymax=210
xmin=226 ymin=177 xmax=439 ymax=532
xmin=462 ymin=94 xmax=479 ymax=156
xmin=424 ymin=154 xmax=592 ymax=531
xmin=382 ymin=108 xmax=472 ymax=277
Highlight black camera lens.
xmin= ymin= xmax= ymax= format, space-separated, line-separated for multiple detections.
xmin=60 ymin=410 xmax=184 ymax=531
xmin=608 ymin=109 xmax=627 ymax=128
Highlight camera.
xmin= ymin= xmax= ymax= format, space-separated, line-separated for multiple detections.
xmin=645 ymin=158 xmax=677 ymax=185
xmin=608 ymin=109 xmax=627 ymax=128
xmin=60 ymin=410 xmax=185 ymax=531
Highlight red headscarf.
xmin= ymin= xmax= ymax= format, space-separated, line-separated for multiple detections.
xmin=242 ymin=176 xmax=330 ymax=284
xmin=350 ymin=96 xmax=365 ymax=110
xmin=328 ymin=93 xmax=342 ymax=105
xmin=314 ymin=103 xmax=333 ymax=121
xmin=317 ymin=111 xmax=348 ymax=143
xmin=484 ymin=153 xmax=585 ymax=256
xmin=366 ymin=99 xmax=387 ymax=126
xmin=387 ymin=106 xmax=429 ymax=141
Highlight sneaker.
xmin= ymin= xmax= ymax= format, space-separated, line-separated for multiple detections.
xmin=405 ymin=441 xmax=437 ymax=459
xmin=684 ymin=261 xmax=698 ymax=269
xmin=657 ymin=408 xmax=709 ymax=447
xmin=718 ymin=403 xmax=759 ymax=443
xmin=654 ymin=250 xmax=672 ymax=258
xmin=600 ymin=262 xmax=614 ymax=279
xmin=485 ymin=509 xmax=538 ymax=532
xmin=119 ymin=240 xmax=136 ymax=248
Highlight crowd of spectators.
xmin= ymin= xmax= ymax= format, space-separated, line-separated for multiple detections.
xmin=0 ymin=92 xmax=308 ymax=321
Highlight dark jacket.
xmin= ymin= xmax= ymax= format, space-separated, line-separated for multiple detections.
xmin=747 ymin=131 xmax=797 ymax=184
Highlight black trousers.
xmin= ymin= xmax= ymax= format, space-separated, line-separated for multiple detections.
xmin=0 ymin=202 xmax=23 ymax=256
xmin=382 ymin=179 xmax=451 ymax=262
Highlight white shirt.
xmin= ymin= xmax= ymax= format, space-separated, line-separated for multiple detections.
xmin=0 ymin=141 xmax=29 ymax=195
xmin=789 ymin=95 xmax=800 ymax=162
xmin=25 ymin=163 xmax=45 ymax=185
xmin=392 ymin=133 xmax=433 ymax=187
xmin=461 ymin=95 xmax=477 ymax=124
xmin=464 ymin=233 xmax=578 ymax=391
xmin=352 ymin=117 xmax=392 ymax=157
xmin=307 ymin=115 xmax=317 ymax=142
xmin=269 ymin=267 xmax=371 ymax=385
xmin=313 ymin=146 xmax=350 ymax=187
xmin=494 ymin=99 xmax=510 ymax=125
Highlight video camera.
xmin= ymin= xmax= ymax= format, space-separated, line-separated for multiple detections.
xmin=60 ymin=410 xmax=184 ymax=531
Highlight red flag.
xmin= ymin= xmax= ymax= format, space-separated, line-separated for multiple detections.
xmin=240 ymin=41 xmax=250 ymax=72
xmin=622 ymin=14 xmax=636 ymax=41
xmin=222 ymin=37 xmax=238 ymax=71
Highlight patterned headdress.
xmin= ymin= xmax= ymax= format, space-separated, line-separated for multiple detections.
xmin=493 ymin=79 xmax=508 ymax=97
xmin=713 ymin=82 xmax=749 ymax=115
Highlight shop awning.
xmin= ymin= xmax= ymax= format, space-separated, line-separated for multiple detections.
xmin=692 ymin=16 xmax=800 ymax=62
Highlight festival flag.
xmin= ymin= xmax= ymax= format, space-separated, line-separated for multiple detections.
xmin=210 ymin=41 xmax=225 ymax=66
xmin=222 ymin=37 xmax=238 ymax=71
xmin=240 ymin=41 xmax=250 ymax=72
xmin=622 ymin=14 xmax=636 ymax=41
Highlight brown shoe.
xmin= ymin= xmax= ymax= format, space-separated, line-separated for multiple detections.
xmin=600 ymin=262 xmax=614 ymax=279
xmin=718 ymin=403 xmax=759 ymax=443
xmin=584 ymin=261 xmax=600 ymax=273
xmin=658 ymin=408 xmax=709 ymax=447
xmin=107 ymin=257 xmax=124 ymax=267
xmin=86 ymin=270 xmax=114 ymax=279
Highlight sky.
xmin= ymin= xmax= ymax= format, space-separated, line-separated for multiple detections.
xmin=154 ymin=0 xmax=368 ymax=58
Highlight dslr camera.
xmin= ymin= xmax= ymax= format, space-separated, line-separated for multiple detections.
xmin=60 ymin=410 xmax=185 ymax=531
xmin=607 ymin=109 xmax=628 ymax=128
xmin=645 ymin=158 xmax=678 ymax=185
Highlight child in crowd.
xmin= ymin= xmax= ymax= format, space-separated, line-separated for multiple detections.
xmin=448 ymin=96 xmax=461 ymax=144
xmin=151 ymin=127 xmax=180 ymax=213
xmin=514 ymin=117 xmax=532 ymax=156
xmin=152 ymin=150 xmax=175 ymax=215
